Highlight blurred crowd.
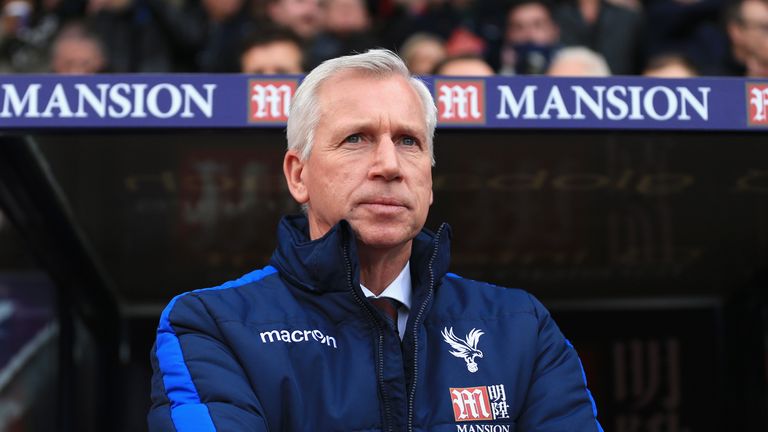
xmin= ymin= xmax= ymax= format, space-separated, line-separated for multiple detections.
xmin=0 ymin=0 xmax=766 ymax=77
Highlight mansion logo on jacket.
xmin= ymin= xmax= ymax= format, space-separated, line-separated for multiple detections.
xmin=450 ymin=384 xmax=511 ymax=432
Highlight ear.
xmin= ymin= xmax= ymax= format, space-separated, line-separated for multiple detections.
xmin=283 ymin=150 xmax=309 ymax=205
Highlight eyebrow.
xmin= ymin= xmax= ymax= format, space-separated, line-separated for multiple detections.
xmin=331 ymin=120 xmax=427 ymax=140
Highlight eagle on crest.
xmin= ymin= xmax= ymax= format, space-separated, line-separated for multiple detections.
xmin=441 ymin=327 xmax=485 ymax=373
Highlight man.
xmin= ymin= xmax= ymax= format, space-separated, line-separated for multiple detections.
xmin=240 ymin=27 xmax=304 ymax=74
xmin=726 ymin=0 xmax=768 ymax=77
xmin=400 ymin=32 xmax=446 ymax=75
xmin=266 ymin=0 xmax=322 ymax=40
xmin=433 ymin=54 xmax=495 ymax=76
xmin=554 ymin=0 xmax=645 ymax=75
xmin=500 ymin=0 xmax=560 ymax=74
xmin=547 ymin=46 xmax=611 ymax=77
xmin=50 ymin=23 xmax=107 ymax=74
xmin=148 ymin=49 xmax=602 ymax=431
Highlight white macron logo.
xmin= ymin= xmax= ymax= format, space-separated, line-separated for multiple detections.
xmin=259 ymin=328 xmax=337 ymax=349
xmin=442 ymin=327 xmax=485 ymax=373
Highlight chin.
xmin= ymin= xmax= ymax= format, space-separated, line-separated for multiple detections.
xmin=353 ymin=226 xmax=418 ymax=250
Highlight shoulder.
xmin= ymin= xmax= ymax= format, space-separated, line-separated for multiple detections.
xmin=161 ymin=265 xmax=282 ymax=326
xmin=436 ymin=273 xmax=549 ymax=320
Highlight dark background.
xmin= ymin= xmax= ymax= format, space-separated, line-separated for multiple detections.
xmin=0 ymin=128 xmax=766 ymax=431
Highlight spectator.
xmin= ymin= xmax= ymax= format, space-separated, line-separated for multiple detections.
xmin=50 ymin=21 xmax=106 ymax=74
xmin=400 ymin=32 xmax=446 ymax=75
xmin=444 ymin=26 xmax=485 ymax=57
xmin=266 ymin=0 xmax=322 ymax=40
xmin=554 ymin=0 xmax=644 ymax=75
xmin=306 ymin=0 xmax=378 ymax=68
xmin=547 ymin=46 xmax=610 ymax=76
xmin=0 ymin=0 xmax=77 ymax=73
xmin=726 ymin=0 xmax=768 ymax=76
xmin=87 ymin=0 xmax=207 ymax=72
xmin=240 ymin=27 xmax=304 ymax=74
xmin=500 ymin=0 xmax=560 ymax=74
xmin=383 ymin=0 xmax=504 ymax=65
xmin=643 ymin=0 xmax=728 ymax=75
xmin=433 ymin=54 xmax=495 ymax=76
xmin=643 ymin=53 xmax=699 ymax=77
xmin=197 ymin=0 xmax=255 ymax=72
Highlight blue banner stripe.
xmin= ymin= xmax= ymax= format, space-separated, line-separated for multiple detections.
xmin=155 ymin=265 xmax=278 ymax=431
xmin=0 ymin=75 xmax=765 ymax=130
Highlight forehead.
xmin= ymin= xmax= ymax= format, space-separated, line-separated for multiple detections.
xmin=510 ymin=3 xmax=550 ymax=22
xmin=247 ymin=41 xmax=300 ymax=59
xmin=742 ymin=0 xmax=768 ymax=16
xmin=315 ymin=70 xmax=427 ymax=130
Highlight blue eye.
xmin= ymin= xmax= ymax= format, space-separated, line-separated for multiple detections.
xmin=344 ymin=134 xmax=362 ymax=144
xmin=402 ymin=136 xmax=417 ymax=146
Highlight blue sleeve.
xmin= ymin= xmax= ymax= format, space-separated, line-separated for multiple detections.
xmin=517 ymin=294 xmax=604 ymax=432
xmin=148 ymin=292 xmax=269 ymax=432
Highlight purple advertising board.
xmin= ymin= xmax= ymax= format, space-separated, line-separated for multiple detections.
xmin=0 ymin=75 xmax=766 ymax=130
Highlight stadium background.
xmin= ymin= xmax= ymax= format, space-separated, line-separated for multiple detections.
xmin=0 ymin=0 xmax=768 ymax=429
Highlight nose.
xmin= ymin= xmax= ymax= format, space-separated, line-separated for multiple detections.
xmin=368 ymin=137 xmax=402 ymax=181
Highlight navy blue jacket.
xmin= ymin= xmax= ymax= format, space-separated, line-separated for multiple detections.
xmin=149 ymin=216 xmax=603 ymax=432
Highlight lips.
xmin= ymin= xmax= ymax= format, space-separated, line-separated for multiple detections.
xmin=361 ymin=197 xmax=408 ymax=207
xmin=357 ymin=197 xmax=410 ymax=213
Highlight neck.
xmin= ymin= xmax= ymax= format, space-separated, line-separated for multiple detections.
xmin=358 ymin=241 xmax=411 ymax=296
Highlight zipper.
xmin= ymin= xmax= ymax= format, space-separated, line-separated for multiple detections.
xmin=343 ymin=242 xmax=393 ymax=432
xmin=406 ymin=224 xmax=445 ymax=432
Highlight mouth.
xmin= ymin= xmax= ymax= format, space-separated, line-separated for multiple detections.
xmin=358 ymin=197 xmax=409 ymax=213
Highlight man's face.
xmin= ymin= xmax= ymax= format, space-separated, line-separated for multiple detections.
xmin=52 ymin=38 xmax=105 ymax=74
xmin=268 ymin=0 xmax=322 ymax=39
xmin=324 ymin=0 xmax=370 ymax=35
xmin=241 ymin=41 xmax=303 ymax=74
xmin=740 ymin=0 xmax=768 ymax=76
xmin=284 ymin=71 xmax=433 ymax=249
xmin=506 ymin=3 xmax=559 ymax=46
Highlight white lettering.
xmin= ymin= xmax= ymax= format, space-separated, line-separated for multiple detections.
xmin=606 ymin=86 xmax=629 ymax=120
xmin=108 ymin=84 xmax=132 ymax=118
xmin=0 ymin=84 xmax=41 ymax=117
xmin=644 ymin=86 xmax=678 ymax=121
xmin=496 ymin=85 xmax=537 ymax=119
xmin=572 ymin=85 xmax=605 ymax=120
xmin=677 ymin=86 xmax=709 ymax=120
xmin=131 ymin=84 xmax=148 ymax=118
xmin=260 ymin=330 xmax=280 ymax=343
xmin=538 ymin=86 xmax=571 ymax=119
xmin=41 ymin=84 xmax=74 ymax=118
xmin=455 ymin=425 xmax=510 ymax=432
xmin=628 ymin=86 xmax=644 ymax=119
xmin=74 ymin=83 xmax=109 ymax=118
xmin=146 ymin=83 xmax=182 ymax=118
xmin=181 ymin=83 xmax=216 ymax=118
xmin=260 ymin=328 xmax=338 ymax=349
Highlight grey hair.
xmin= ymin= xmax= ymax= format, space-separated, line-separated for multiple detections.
xmin=286 ymin=49 xmax=437 ymax=165
xmin=548 ymin=46 xmax=611 ymax=77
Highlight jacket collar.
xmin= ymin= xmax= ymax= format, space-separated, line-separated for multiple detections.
xmin=269 ymin=215 xmax=452 ymax=295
